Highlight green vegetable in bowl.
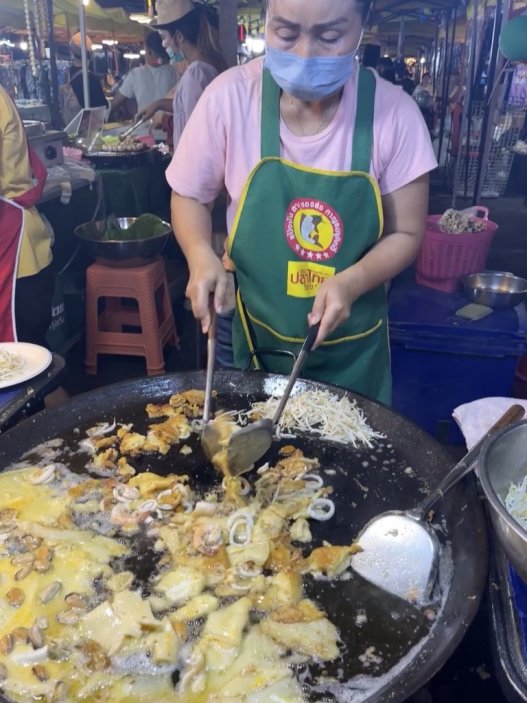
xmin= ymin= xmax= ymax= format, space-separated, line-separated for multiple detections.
xmin=101 ymin=214 xmax=168 ymax=241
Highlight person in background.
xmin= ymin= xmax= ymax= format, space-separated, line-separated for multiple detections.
xmin=144 ymin=0 xmax=227 ymax=150
xmin=0 ymin=86 xmax=53 ymax=346
xmin=413 ymin=73 xmax=435 ymax=132
xmin=60 ymin=33 xmax=107 ymax=125
xmin=167 ymin=0 xmax=437 ymax=404
xmin=362 ymin=43 xmax=381 ymax=69
xmin=109 ymin=31 xmax=179 ymax=119
xmin=377 ymin=56 xmax=397 ymax=84
xmin=395 ymin=64 xmax=415 ymax=95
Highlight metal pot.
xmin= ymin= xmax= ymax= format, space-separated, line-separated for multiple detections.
xmin=74 ymin=217 xmax=171 ymax=261
xmin=480 ymin=421 xmax=527 ymax=583
xmin=0 ymin=371 xmax=488 ymax=703
xmin=461 ymin=271 xmax=527 ymax=309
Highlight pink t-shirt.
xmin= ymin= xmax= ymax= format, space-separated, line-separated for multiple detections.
xmin=171 ymin=61 xmax=218 ymax=150
xmin=166 ymin=57 xmax=437 ymax=231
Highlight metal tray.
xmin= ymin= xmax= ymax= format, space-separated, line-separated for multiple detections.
xmin=83 ymin=148 xmax=152 ymax=168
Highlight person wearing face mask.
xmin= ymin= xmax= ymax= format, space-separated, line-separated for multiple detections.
xmin=139 ymin=0 xmax=227 ymax=150
xmin=167 ymin=0 xmax=437 ymax=404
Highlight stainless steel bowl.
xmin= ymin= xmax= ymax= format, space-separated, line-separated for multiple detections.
xmin=480 ymin=421 xmax=527 ymax=582
xmin=461 ymin=271 xmax=527 ymax=309
xmin=74 ymin=217 xmax=171 ymax=261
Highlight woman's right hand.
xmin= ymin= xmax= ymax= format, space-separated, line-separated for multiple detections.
xmin=186 ymin=247 xmax=229 ymax=333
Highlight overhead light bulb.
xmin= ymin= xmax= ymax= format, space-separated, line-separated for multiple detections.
xmin=129 ymin=13 xmax=151 ymax=24
xmin=91 ymin=43 xmax=103 ymax=50
xmin=123 ymin=52 xmax=140 ymax=59
xmin=139 ymin=49 xmax=145 ymax=55
xmin=19 ymin=40 xmax=28 ymax=51
xmin=82 ymin=0 xmax=89 ymax=6
xmin=420 ymin=56 xmax=426 ymax=64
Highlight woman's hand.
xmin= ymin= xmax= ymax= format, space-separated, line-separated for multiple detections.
xmin=186 ymin=246 xmax=229 ymax=333
xmin=308 ymin=268 xmax=363 ymax=347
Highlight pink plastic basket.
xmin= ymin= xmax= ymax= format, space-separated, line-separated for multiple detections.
xmin=416 ymin=207 xmax=498 ymax=293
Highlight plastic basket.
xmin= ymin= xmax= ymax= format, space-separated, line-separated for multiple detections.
xmin=416 ymin=207 xmax=498 ymax=293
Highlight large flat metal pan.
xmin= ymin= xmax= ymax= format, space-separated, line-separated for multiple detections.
xmin=0 ymin=371 xmax=488 ymax=703
xmin=83 ymin=148 xmax=152 ymax=168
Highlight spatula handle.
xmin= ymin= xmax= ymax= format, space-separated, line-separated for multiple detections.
xmin=202 ymin=310 xmax=217 ymax=425
xmin=272 ymin=322 xmax=320 ymax=427
xmin=412 ymin=404 xmax=525 ymax=520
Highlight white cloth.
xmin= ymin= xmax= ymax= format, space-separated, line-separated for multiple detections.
xmin=119 ymin=64 xmax=179 ymax=112
xmin=453 ymin=397 xmax=527 ymax=449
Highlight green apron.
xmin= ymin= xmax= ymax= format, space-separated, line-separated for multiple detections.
xmin=227 ymin=66 xmax=391 ymax=404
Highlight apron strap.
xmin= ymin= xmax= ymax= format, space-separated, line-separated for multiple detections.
xmin=351 ymin=67 xmax=376 ymax=172
xmin=261 ymin=68 xmax=282 ymax=159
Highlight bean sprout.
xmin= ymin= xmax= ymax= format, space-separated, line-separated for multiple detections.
xmin=308 ymin=498 xmax=335 ymax=522
xmin=0 ymin=348 xmax=24 ymax=382
xmin=87 ymin=420 xmax=117 ymax=438
xmin=250 ymin=390 xmax=384 ymax=447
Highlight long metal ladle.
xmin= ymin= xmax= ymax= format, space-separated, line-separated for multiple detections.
xmin=351 ymin=403 xmax=525 ymax=604
xmin=201 ymin=322 xmax=320 ymax=476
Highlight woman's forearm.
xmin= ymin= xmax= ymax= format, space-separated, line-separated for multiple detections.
xmin=171 ymin=191 xmax=214 ymax=264
xmin=349 ymin=229 xmax=424 ymax=299
xmin=171 ymin=192 xmax=228 ymax=327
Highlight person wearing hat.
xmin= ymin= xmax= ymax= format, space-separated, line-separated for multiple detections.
xmin=147 ymin=0 xmax=227 ymax=149
xmin=167 ymin=0 xmax=437 ymax=404
xmin=109 ymin=31 xmax=179 ymax=119
xmin=60 ymin=32 xmax=107 ymax=125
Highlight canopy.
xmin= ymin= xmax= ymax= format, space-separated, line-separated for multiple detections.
xmin=0 ymin=0 xmax=144 ymax=42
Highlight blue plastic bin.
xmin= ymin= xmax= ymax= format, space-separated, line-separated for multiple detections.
xmin=509 ymin=566 xmax=527 ymax=663
xmin=389 ymin=274 xmax=527 ymax=444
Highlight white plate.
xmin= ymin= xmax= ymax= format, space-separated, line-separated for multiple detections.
xmin=0 ymin=343 xmax=52 ymax=390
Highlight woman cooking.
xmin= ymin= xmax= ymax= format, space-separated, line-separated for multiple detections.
xmin=140 ymin=0 xmax=227 ymax=150
xmin=167 ymin=0 xmax=437 ymax=404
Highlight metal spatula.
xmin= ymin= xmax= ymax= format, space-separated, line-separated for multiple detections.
xmin=203 ymin=322 xmax=320 ymax=476
xmin=200 ymin=311 xmax=217 ymax=462
xmin=351 ymin=403 xmax=525 ymax=604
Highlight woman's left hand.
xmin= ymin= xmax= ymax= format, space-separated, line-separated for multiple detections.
xmin=308 ymin=268 xmax=363 ymax=347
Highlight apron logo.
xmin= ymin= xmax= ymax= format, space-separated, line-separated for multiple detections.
xmin=284 ymin=198 xmax=343 ymax=261
xmin=287 ymin=261 xmax=336 ymax=298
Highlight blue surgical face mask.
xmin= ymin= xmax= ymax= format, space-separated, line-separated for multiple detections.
xmin=264 ymin=45 xmax=359 ymax=102
xmin=167 ymin=46 xmax=185 ymax=62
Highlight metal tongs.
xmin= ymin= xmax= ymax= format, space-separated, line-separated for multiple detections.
xmin=201 ymin=322 xmax=320 ymax=476
xmin=119 ymin=117 xmax=147 ymax=141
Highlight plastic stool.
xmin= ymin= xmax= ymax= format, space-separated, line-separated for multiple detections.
xmin=85 ymin=257 xmax=178 ymax=375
